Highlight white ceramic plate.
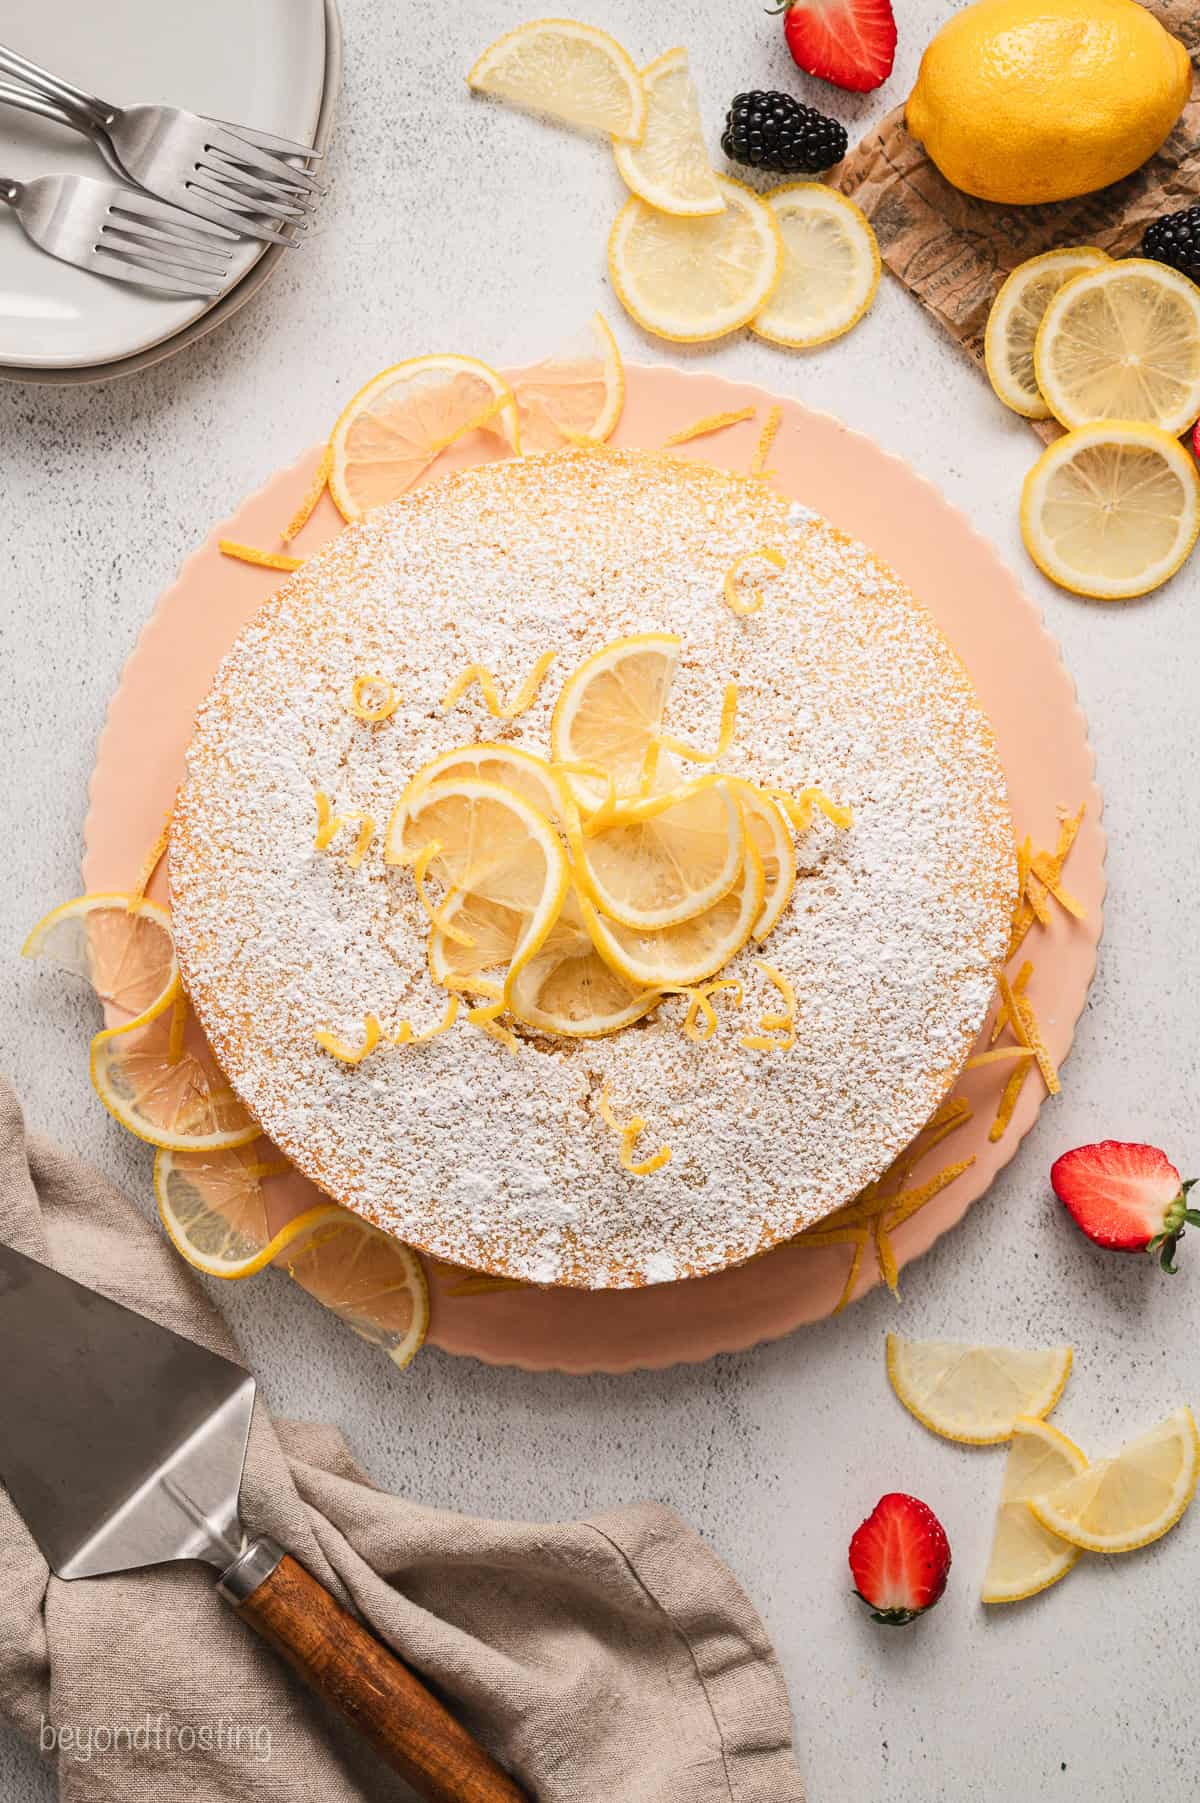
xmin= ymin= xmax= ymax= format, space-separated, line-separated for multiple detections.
xmin=0 ymin=0 xmax=326 ymax=370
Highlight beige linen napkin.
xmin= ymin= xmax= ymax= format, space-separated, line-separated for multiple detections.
xmin=0 ymin=1077 xmax=803 ymax=1803
xmin=838 ymin=0 xmax=1200 ymax=437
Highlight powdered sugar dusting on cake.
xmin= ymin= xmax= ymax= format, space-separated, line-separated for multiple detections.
xmin=170 ymin=450 xmax=1016 ymax=1288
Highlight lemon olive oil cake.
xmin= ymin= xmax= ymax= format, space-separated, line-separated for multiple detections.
xmin=170 ymin=449 xmax=1017 ymax=1288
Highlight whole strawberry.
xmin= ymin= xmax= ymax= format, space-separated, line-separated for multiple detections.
xmin=848 ymin=1493 xmax=951 ymax=1626
xmin=1051 ymin=1141 xmax=1200 ymax=1273
xmin=769 ymin=0 xmax=897 ymax=93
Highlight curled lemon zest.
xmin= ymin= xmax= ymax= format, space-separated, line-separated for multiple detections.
xmin=282 ymin=443 xmax=333 ymax=542
xmin=315 ymin=1014 xmax=382 ymax=1065
xmin=657 ymin=683 xmax=738 ymax=765
xmin=750 ymin=405 xmax=782 ymax=479
xmin=349 ymin=674 xmax=399 ymax=723
xmin=598 ymin=1087 xmax=671 ymax=1176
xmin=723 ymin=547 xmax=785 ymax=617
xmin=768 ymin=785 xmax=853 ymax=833
xmin=441 ymin=649 xmax=557 ymax=720
xmin=739 ymin=960 xmax=796 ymax=1052
xmin=387 ymin=993 xmax=460 ymax=1046
xmin=219 ymin=539 xmax=304 ymax=572
xmin=663 ymin=407 xmax=757 ymax=446
xmin=437 ymin=970 xmax=504 ymax=1002
xmin=582 ymin=771 xmax=725 ymax=837
xmin=467 ymin=998 xmax=520 ymax=1055
xmin=412 ymin=841 xmax=475 ymax=948
xmin=314 ymin=792 xmax=376 ymax=869
xmin=670 ymin=978 xmax=743 ymax=1043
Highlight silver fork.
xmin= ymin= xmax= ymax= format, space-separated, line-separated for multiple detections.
xmin=0 ymin=171 xmax=235 ymax=296
xmin=0 ymin=41 xmax=321 ymax=245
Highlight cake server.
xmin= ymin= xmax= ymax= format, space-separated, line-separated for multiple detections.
xmin=0 ymin=1242 xmax=528 ymax=1803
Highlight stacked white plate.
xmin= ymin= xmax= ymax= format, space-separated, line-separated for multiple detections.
xmin=0 ymin=0 xmax=340 ymax=384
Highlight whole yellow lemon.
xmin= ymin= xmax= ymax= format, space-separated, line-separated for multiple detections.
xmin=907 ymin=0 xmax=1192 ymax=205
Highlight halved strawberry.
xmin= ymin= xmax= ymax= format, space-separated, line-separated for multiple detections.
xmin=848 ymin=1492 xmax=951 ymax=1626
xmin=771 ymin=0 xmax=897 ymax=93
xmin=1051 ymin=1141 xmax=1199 ymax=1273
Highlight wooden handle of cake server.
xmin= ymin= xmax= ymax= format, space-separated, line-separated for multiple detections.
xmin=219 ymin=1541 xmax=530 ymax=1802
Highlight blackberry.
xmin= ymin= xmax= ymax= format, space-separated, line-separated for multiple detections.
xmin=1141 ymin=205 xmax=1200 ymax=282
xmin=721 ymin=91 xmax=848 ymax=176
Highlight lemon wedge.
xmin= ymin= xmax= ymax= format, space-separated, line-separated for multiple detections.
xmin=551 ymin=632 xmax=679 ymax=803
xmin=582 ymin=839 xmax=763 ymax=988
xmin=467 ymin=18 xmax=646 ymax=141
xmin=612 ymin=48 xmax=723 ymax=218
xmin=1029 ymin=1406 xmax=1199 ymax=1555
xmin=512 ymin=312 xmax=625 ymax=452
xmin=984 ymin=247 xmax=1109 ymax=419
xmin=329 ymin=354 xmax=520 ymax=521
xmin=283 ymin=1211 xmax=430 ymax=1368
xmin=91 ymin=988 xmax=259 ymax=1153
xmin=386 ymin=776 xmax=569 ymax=988
xmin=982 ymin=1417 xmax=1088 ymax=1605
xmin=155 ymin=1142 xmax=340 ymax=1279
xmin=733 ymin=784 xmax=795 ymax=941
xmin=1034 ymin=259 xmax=1200 ymax=436
xmin=1021 ymin=422 xmax=1200 ymax=600
xmin=576 ymin=776 xmax=744 ymax=931
xmin=507 ymin=887 xmax=659 ymax=1036
xmin=886 ymin=1333 xmax=1073 ymax=1445
xmin=609 ymin=175 xmax=782 ymax=343
xmin=23 ymin=892 xmax=177 ymax=1026
xmin=400 ymin=742 xmax=571 ymax=828
xmin=750 ymin=184 xmax=880 ymax=350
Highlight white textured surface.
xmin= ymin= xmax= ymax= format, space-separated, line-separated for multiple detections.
xmin=1 ymin=0 xmax=1197 ymax=1797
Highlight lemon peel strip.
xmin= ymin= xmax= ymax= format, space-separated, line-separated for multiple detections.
xmin=663 ymin=407 xmax=757 ymax=446
xmin=349 ymin=675 xmax=399 ymax=722
xmin=657 ymin=683 xmax=739 ymax=764
xmin=598 ymin=1087 xmax=671 ymax=1176
xmin=219 ymin=540 xmax=304 ymax=572
xmin=741 ymin=959 xmax=796 ymax=1052
xmin=466 ymin=998 xmax=520 ymax=1055
xmin=386 ymin=994 xmax=460 ymax=1046
xmin=412 ymin=842 xmax=475 ymax=948
xmin=723 ymin=546 xmax=785 ymax=617
xmin=1029 ymin=850 xmax=1086 ymax=920
xmin=1009 ymin=805 xmax=1085 ymax=957
xmin=750 ymin=404 xmax=782 ymax=479
xmin=315 ymin=1014 xmax=382 ymax=1064
xmin=314 ymin=793 xmax=376 ymax=869
xmin=441 ymin=650 xmax=557 ymax=720
xmin=966 ymin=1046 xmax=1036 ymax=1068
xmin=282 ymin=444 xmax=334 ymax=542
xmin=991 ymin=959 xmax=1032 ymax=1043
xmin=132 ymin=815 xmax=172 ymax=901
xmin=769 ymin=785 xmax=854 ymax=833
xmin=677 ymin=977 xmax=743 ymax=1042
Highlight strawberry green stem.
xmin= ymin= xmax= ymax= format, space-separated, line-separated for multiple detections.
xmin=1147 ymin=1180 xmax=1200 ymax=1274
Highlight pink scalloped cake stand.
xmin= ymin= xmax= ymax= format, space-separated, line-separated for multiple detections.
xmin=84 ymin=363 xmax=1105 ymax=1373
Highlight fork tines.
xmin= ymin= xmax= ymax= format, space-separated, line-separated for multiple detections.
xmin=97 ymin=190 xmax=236 ymax=296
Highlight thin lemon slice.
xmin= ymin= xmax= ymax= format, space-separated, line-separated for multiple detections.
xmin=23 ymin=892 xmax=177 ymax=1026
xmin=91 ymin=989 xmax=258 ymax=1152
xmin=551 ymin=632 xmax=679 ymax=803
xmin=982 ymin=1417 xmax=1088 ymax=1605
xmin=578 ymin=777 xmax=744 ymax=931
xmin=1021 ymin=422 xmax=1200 ymax=601
xmin=467 ymin=18 xmax=646 ymax=141
xmin=512 ymin=312 xmax=625 ymax=453
xmin=984 ymin=247 xmax=1110 ymax=420
xmin=886 ymin=1333 xmax=1073 ymax=1445
xmin=1034 ymin=260 xmax=1200 ymax=436
xmin=328 ymin=354 xmax=520 ymax=522
xmin=507 ymin=887 xmax=658 ymax=1036
xmin=733 ymin=784 xmax=795 ymax=941
xmin=1030 ymin=1407 xmax=1199 ymax=1555
xmin=750 ymin=184 xmax=879 ymax=350
xmin=582 ymin=838 xmax=763 ymax=988
xmin=386 ymin=776 xmax=569 ymax=985
xmin=609 ymin=176 xmax=782 ymax=343
xmin=399 ymin=742 xmax=571 ymax=827
xmin=155 ymin=1142 xmax=341 ymax=1279
xmin=612 ymin=48 xmax=723 ymax=218
xmin=283 ymin=1211 xmax=430 ymax=1369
